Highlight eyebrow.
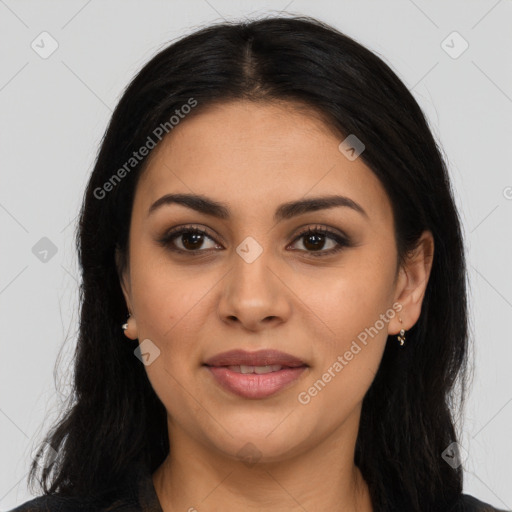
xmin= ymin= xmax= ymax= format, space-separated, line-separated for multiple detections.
xmin=148 ymin=193 xmax=369 ymax=222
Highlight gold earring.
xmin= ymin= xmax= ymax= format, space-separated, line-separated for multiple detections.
xmin=397 ymin=316 xmax=406 ymax=346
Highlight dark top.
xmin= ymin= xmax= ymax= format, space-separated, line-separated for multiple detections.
xmin=7 ymin=463 xmax=510 ymax=512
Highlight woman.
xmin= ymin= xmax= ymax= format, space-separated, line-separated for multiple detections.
xmin=10 ymin=15 xmax=508 ymax=512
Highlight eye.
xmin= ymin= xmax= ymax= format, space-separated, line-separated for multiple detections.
xmin=157 ymin=224 xmax=352 ymax=257
xmin=288 ymin=225 xmax=351 ymax=257
xmin=157 ymin=225 xmax=221 ymax=253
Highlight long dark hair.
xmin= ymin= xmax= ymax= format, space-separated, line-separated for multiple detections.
xmin=28 ymin=15 xmax=469 ymax=511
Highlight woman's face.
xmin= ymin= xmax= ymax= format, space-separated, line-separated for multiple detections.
xmin=119 ymin=99 xmax=432 ymax=464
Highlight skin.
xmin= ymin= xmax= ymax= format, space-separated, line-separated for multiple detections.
xmin=118 ymin=99 xmax=434 ymax=512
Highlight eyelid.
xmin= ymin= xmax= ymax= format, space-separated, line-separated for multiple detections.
xmin=290 ymin=224 xmax=350 ymax=243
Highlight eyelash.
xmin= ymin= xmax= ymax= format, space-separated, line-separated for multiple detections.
xmin=157 ymin=224 xmax=352 ymax=258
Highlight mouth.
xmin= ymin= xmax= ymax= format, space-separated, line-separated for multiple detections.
xmin=203 ymin=364 xmax=306 ymax=374
xmin=202 ymin=348 xmax=309 ymax=369
xmin=203 ymin=364 xmax=308 ymax=399
xmin=202 ymin=349 xmax=309 ymax=399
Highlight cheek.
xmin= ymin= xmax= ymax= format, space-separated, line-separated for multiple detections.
xmin=129 ymin=262 xmax=213 ymax=421
xmin=130 ymin=249 xmax=213 ymax=339
xmin=297 ymin=277 xmax=391 ymax=421
xmin=296 ymin=257 xmax=394 ymax=342
xmin=295 ymin=253 xmax=395 ymax=397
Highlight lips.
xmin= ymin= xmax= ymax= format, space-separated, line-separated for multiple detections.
xmin=203 ymin=349 xmax=308 ymax=368
xmin=203 ymin=349 xmax=309 ymax=399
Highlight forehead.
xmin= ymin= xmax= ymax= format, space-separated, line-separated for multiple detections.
xmin=134 ymin=100 xmax=392 ymax=227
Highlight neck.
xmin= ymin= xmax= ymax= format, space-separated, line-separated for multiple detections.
xmin=152 ymin=411 xmax=373 ymax=512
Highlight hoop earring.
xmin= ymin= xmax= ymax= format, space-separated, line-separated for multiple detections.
xmin=397 ymin=316 xmax=406 ymax=346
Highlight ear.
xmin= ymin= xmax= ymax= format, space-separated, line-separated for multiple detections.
xmin=115 ymin=245 xmax=132 ymax=313
xmin=390 ymin=230 xmax=434 ymax=334
xmin=116 ymin=246 xmax=139 ymax=340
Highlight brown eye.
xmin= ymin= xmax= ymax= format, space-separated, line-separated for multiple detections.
xmin=289 ymin=226 xmax=351 ymax=257
xmin=180 ymin=231 xmax=209 ymax=250
xmin=158 ymin=226 xmax=221 ymax=253
xmin=300 ymin=232 xmax=334 ymax=251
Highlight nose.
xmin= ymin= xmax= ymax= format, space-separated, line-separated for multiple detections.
xmin=217 ymin=246 xmax=292 ymax=333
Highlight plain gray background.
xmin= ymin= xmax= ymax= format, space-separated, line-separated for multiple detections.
xmin=1 ymin=0 xmax=511 ymax=510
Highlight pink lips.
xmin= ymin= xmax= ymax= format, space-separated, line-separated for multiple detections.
xmin=203 ymin=348 xmax=307 ymax=368
xmin=203 ymin=349 xmax=309 ymax=399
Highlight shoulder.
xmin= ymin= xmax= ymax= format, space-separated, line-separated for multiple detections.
xmin=7 ymin=494 xmax=103 ymax=512
xmin=7 ymin=463 xmax=155 ymax=512
xmin=8 ymin=491 xmax=509 ymax=512
xmin=459 ymin=493 xmax=510 ymax=512
xmin=7 ymin=494 xmax=139 ymax=512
